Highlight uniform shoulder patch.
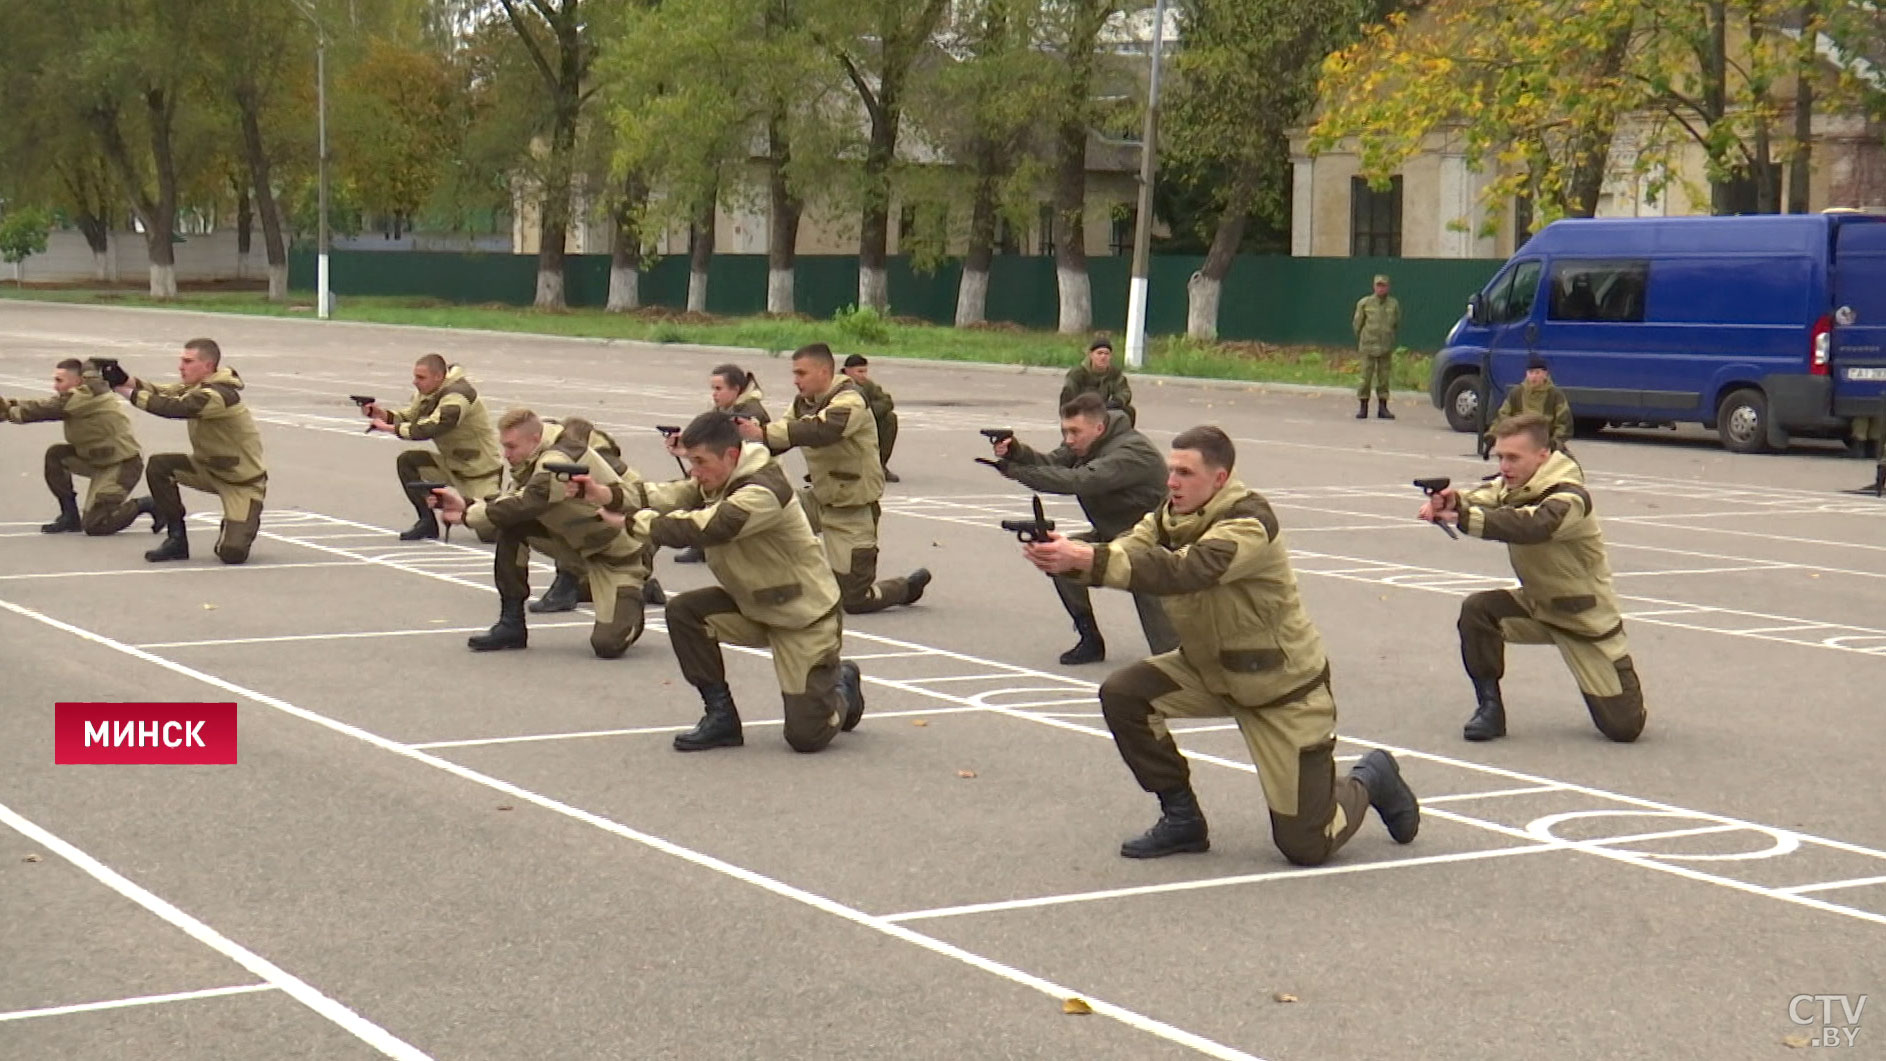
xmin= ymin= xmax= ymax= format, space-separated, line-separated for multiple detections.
xmin=1539 ymin=482 xmax=1592 ymax=514
xmin=1222 ymin=494 xmax=1280 ymax=539
xmin=733 ymin=460 xmax=794 ymax=505
xmin=205 ymin=383 xmax=242 ymax=407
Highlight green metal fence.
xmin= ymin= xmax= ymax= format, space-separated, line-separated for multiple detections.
xmin=288 ymin=250 xmax=1502 ymax=349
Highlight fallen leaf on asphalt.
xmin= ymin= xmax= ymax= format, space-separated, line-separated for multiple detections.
xmin=201 ymin=603 xmax=217 ymax=610
xmin=911 ymin=719 xmax=928 ymax=727
xmin=1273 ymin=993 xmax=1299 ymax=1004
xmin=22 ymin=854 xmax=42 ymax=863
xmin=1062 ymin=998 xmax=1092 ymax=1015
xmin=496 ymin=805 xmax=514 ymax=812
xmin=956 ymin=769 xmax=977 ymax=779
xmin=429 ymin=618 xmax=447 ymax=624
xmin=1808 ymin=573 xmax=1821 ymax=579
xmin=1783 ymin=1035 xmax=1812 ymax=1048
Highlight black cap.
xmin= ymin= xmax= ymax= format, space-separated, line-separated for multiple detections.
xmin=843 ymin=354 xmax=868 ymax=368
xmin=1088 ymin=337 xmax=1113 ymax=352
xmin=1526 ymin=353 xmax=1548 ymax=371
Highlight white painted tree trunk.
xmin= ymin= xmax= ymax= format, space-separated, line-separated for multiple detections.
xmin=1056 ymin=265 xmax=1091 ymax=335
xmin=92 ymin=251 xmax=110 ymax=282
xmin=858 ymin=265 xmax=888 ymax=312
xmin=149 ymin=264 xmax=177 ymax=300
xmin=767 ymin=268 xmax=794 ymax=315
xmin=606 ymin=265 xmax=640 ymax=312
xmin=535 ymin=269 xmax=564 ymax=309
xmin=267 ymin=263 xmax=288 ymax=303
xmin=687 ymin=269 xmax=708 ymax=313
xmin=955 ymin=268 xmax=989 ymax=326
xmin=1186 ymin=271 xmax=1223 ymax=341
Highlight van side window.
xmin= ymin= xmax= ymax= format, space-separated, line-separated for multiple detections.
xmin=1549 ymin=260 xmax=1649 ymax=322
xmin=1497 ymin=261 xmax=1542 ymax=324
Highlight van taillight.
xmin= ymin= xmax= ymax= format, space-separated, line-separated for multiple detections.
xmin=1811 ymin=315 xmax=1833 ymax=376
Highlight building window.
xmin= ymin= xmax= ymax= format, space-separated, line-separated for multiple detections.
xmin=1110 ymin=210 xmax=1134 ymax=256
xmin=1038 ymin=203 xmax=1056 ymax=257
xmin=1547 ymin=259 xmax=1649 ymax=323
xmin=1350 ymin=175 xmax=1402 ymax=257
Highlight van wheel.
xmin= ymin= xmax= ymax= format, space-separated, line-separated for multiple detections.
xmin=1716 ymin=389 xmax=1770 ymax=454
xmin=1443 ymin=375 xmax=1484 ymax=433
xmin=1572 ymin=417 xmax=1608 ymax=439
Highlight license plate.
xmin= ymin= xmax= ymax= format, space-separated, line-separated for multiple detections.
xmin=1847 ymin=367 xmax=1886 ymax=382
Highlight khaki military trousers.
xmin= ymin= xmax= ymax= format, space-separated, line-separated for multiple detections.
xmin=1458 ymin=588 xmax=1647 ymax=742
xmin=665 ymin=587 xmax=847 ymax=753
xmin=1355 ymin=351 xmax=1393 ymax=399
xmin=799 ymin=489 xmax=916 ymax=614
xmin=1099 ymin=652 xmax=1370 ymax=867
xmin=494 ymin=523 xmax=650 ymax=658
xmin=45 ymin=444 xmax=144 ymax=535
xmin=146 ymin=453 xmax=266 ymax=564
xmin=396 ymin=449 xmax=502 ymax=543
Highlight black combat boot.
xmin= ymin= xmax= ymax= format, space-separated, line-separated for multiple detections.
xmin=135 ymin=496 xmax=159 ymax=532
xmin=674 ymin=683 xmax=743 ymax=751
xmin=1376 ymin=399 xmax=1395 ymax=420
xmin=41 ymin=493 xmax=82 ymax=534
xmin=1059 ymin=615 xmax=1106 ymax=665
xmin=399 ymin=509 xmax=439 ymax=541
xmin=1121 ymin=785 xmax=1210 ymax=858
xmin=528 ymin=571 xmax=581 ymax=614
xmin=838 ymin=660 xmax=866 ymax=732
xmin=642 ymin=578 xmax=667 ymax=607
xmin=1355 ymin=400 xmax=1370 ymax=420
xmin=1463 ymin=678 xmax=1507 ymax=741
xmin=467 ymin=595 xmax=528 ymax=651
xmin=673 ymin=545 xmax=706 ymax=564
xmin=884 ymin=468 xmax=901 ymax=483
xmin=903 ymin=568 xmax=932 ymax=605
xmin=1350 ymin=749 xmax=1420 ymax=844
xmin=144 ymin=516 xmax=190 ymax=562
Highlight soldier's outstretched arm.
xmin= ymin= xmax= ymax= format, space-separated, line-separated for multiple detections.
xmin=393 ymin=392 xmax=467 ymax=440
xmin=130 ymin=379 xmax=237 ymax=420
xmin=761 ymin=390 xmax=865 ymax=453
xmin=1003 ymin=439 xmax=1147 ymax=498
xmin=606 ymin=476 xmax=702 ymax=516
xmin=465 ymin=472 xmax=556 ymax=536
xmin=644 ymin=479 xmax=785 ymax=550
xmin=1459 ymin=485 xmax=1590 ymax=545
xmin=1087 ymin=505 xmax=1276 ymax=597
xmin=2 ymin=392 xmax=71 ymax=423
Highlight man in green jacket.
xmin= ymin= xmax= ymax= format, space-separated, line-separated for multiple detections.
xmin=2 ymin=358 xmax=152 ymax=535
xmin=987 ymin=392 xmax=1177 ymax=664
xmin=1353 ymin=274 xmax=1401 ymax=420
xmin=1485 ymin=354 xmax=1572 ymax=451
xmin=116 ymin=339 xmax=268 ymax=565
xmin=1023 ymin=425 xmax=1420 ymax=865
xmin=1060 ymin=338 xmax=1137 ymax=426
xmin=1420 ymin=412 xmax=1646 ymax=744
xmin=842 ymin=354 xmax=900 ymax=483
xmin=361 ymin=354 xmax=503 ymax=542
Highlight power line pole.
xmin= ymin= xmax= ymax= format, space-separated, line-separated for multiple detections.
xmin=1123 ymin=0 xmax=1169 ymax=370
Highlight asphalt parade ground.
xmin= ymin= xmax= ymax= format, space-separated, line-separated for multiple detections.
xmin=2 ymin=301 xmax=1881 ymax=1060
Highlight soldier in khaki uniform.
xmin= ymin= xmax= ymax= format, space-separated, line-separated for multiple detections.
xmin=1060 ymin=337 xmax=1137 ymax=426
xmin=1420 ymin=412 xmax=1647 ymax=743
xmin=579 ymin=411 xmax=867 ymax=753
xmin=529 ymin=417 xmax=664 ymax=613
xmin=1486 ymin=353 xmax=1572 ymax=451
xmin=360 ymin=355 xmax=503 ymax=542
xmin=432 ymin=409 xmax=653 ymax=659
xmin=1024 ymin=426 xmax=1420 ymax=864
xmin=841 ymin=354 xmax=900 ymax=482
xmin=738 ymin=343 xmax=930 ymax=614
xmin=2 ymin=358 xmax=152 ymax=535
xmin=115 ymin=339 xmax=268 ymax=565
xmin=675 ymin=365 xmax=772 ymax=565
xmin=1353 ymin=274 xmax=1401 ymax=419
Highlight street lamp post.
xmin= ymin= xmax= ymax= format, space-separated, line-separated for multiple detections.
xmin=290 ymin=0 xmax=331 ymax=320
xmin=1123 ymin=0 xmax=1168 ymax=370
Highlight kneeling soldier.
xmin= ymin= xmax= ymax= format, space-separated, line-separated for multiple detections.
xmin=432 ymin=408 xmax=652 ymax=659
xmin=2 ymin=358 xmax=152 ymax=535
xmin=116 ymin=339 xmax=267 ymax=565
xmin=529 ymin=416 xmax=664 ymax=613
xmin=362 ymin=354 xmax=502 ymax=542
xmin=581 ymin=411 xmax=866 ymax=753
xmin=1023 ymin=426 xmax=1420 ymax=865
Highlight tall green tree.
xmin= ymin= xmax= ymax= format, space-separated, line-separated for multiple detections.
xmin=1040 ymin=0 xmax=1122 ymax=335
xmin=493 ymin=0 xmax=595 ymax=309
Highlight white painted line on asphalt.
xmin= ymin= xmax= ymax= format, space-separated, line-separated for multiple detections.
xmin=137 ymin=623 xmax=593 ymax=649
xmin=0 ymin=796 xmax=430 ymax=1059
xmin=1420 ymin=785 xmax=1563 ymax=805
xmin=1780 ymin=875 xmax=1886 ymax=895
xmin=903 ymin=673 xmax=1036 ymax=684
xmin=0 ymin=984 xmax=278 ymax=1024
xmin=1574 ymin=823 xmax=1750 ymax=848
xmin=880 ymin=844 xmax=1561 ymax=923
xmin=839 ymin=650 xmax=933 ymax=660
xmin=0 ymin=598 xmax=1264 ymax=1061
xmin=0 ymin=561 xmax=367 ymax=581
xmin=1614 ymin=565 xmax=1792 ymax=578
xmin=408 ymin=706 xmax=993 ymax=750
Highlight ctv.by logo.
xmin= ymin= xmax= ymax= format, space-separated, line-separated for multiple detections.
xmin=1789 ymin=994 xmax=1867 ymax=1048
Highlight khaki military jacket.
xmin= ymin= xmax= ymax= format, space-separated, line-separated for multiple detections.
xmin=613 ymin=443 xmax=838 ymax=629
xmin=1353 ymin=295 xmax=1402 ymax=356
xmin=762 ymin=378 xmax=881 ymax=508
xmin=465 ymin=422 xmax=644 ymax=563
xmin=854 ymin=377 xmax=895 ymax=421
xmin=3 ymin=368 xmax=141 ymax=466
xmin=1086 ymin=479 xmax=1330 ymax=708
xmin=728 ymin=379 xmax=770 ymax=425
xmin=1000 ymin=410 xmax=1165 ymax=540
xmin=547 ymin=417 xmax=627 ymax=476
xmin=1488 ymin=381 xmax=1573 ymax=446
xmin=130 ymin=367 xmax=266 ymax=486
xmin=1060 ymin=363 xmax=1136 ymax=425
xmin=389 ymin=365 xmax=502 ymax=483
xmin=1459 ymin=451 xmax=1621 ymax=640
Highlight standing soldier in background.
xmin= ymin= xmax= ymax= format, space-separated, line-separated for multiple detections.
xmin=361 ymin=354 xmax=503 ymax=542
xmin=1486 ymin=354 xmax=1572 ymax=452
xmin=676 ymin=364 xmax=772 ymax=564
xmin=1353 ymin=274 xmax=1402 ymax=420
xmin=115 ymin=339 xmax=268 ymax=565
xmin=2 ymin=358 xmax=153 ymax=535
xmin=1418 ymin=413 xmax=1647 ymax=744
xmin=841 ymin=354 xmax=900 ymax=483
xmin=1061 ymin=337 xmax=1137 ymax=426
xmin=986 ymin=393 xmax=1177 ymax=664
xmin=738 ymin=343 xmax=930 ymax=614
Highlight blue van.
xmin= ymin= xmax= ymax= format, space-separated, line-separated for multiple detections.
xmin=1428 ymin=213 xmax=1886 ymax=452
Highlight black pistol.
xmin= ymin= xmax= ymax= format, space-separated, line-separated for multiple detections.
xmin=91 ymin=358 xmax=129 ymax=389
xmin=1000 ymin=495 xmax=1057 ymax=543
xmin=655 ymin=424 xmax=682 ymax=436
xmin=350 ymin=394 xmax=379 ymax=433
xmin=976 ymin=427 xmax=1015 ymax=468
xmin=406 ymin=480 xmax=452 ymax=541
xmin=1413 ymin=476 xmax=1459 ymax=540
xmin=544 ymin=461 xmax=589 ymax=481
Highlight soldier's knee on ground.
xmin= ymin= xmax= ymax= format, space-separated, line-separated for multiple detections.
xmin=590 ymin=587 xmax=646 ymax=659
xmin=1584 ymin=657 xmax=1647 ymax=743
xmin=781 ymin=689 xmax=839 ymax=754
xmin=1269 ymin=814 xmax=1338 ymax=867
xmin=80 ymin=501 xmax=135 ymax=537
xmin=214 ymin=504 xmax=263 ymax=565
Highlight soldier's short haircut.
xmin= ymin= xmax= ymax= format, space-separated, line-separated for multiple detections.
xmin=790 ymin=342 xmax=835 ymax=369
xmin=1059 ymin=392 xmax=1108 ymax=422
xmin=680 ymin=410 xmax=742 ymax=453
xmin=1492 ymin=412 xmax=1551 ymax=450
xmin=184 ymin=338 xmax=222 ymax=366
xmin=497 ymin=407 xmax=541 ymax=435
xmin=711 ymin=363 xmax=750 ymax=391
xmin=1172 ymin=425 xmax=1236 ymax=471
xmin=56 ymin=358 xmax=83 ymax=375
xmin=415 ymin=353 xmax=448 ymax=375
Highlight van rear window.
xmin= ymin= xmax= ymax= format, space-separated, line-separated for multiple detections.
xmin=1548 ymin=260 xmax=1649 ymax=323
